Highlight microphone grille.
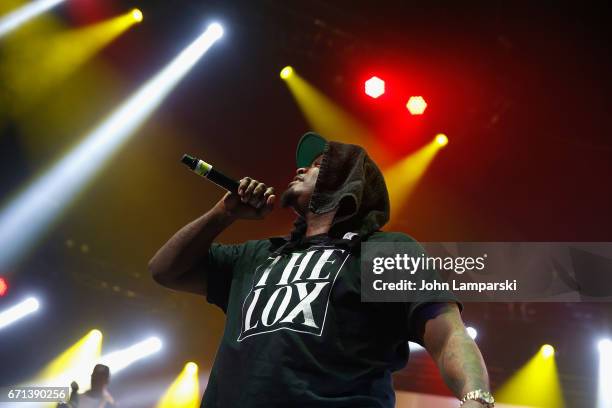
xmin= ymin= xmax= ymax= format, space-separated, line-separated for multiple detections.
xmin=181 ymin=154 xmax=197 ymax=170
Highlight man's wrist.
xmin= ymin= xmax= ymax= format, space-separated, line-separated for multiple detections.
xmin=212 ymin=200 xmax=239 ymax=224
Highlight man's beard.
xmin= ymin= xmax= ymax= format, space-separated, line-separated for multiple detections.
xmin=279 ymin=187 xmax=306 ymax=216
xmin=279 ymin=187 xmax=296 ymax=208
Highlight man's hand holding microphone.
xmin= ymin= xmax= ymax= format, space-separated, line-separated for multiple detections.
xmin=148 ymin=158 xmax=278 ymax=294
xmin=220 ymin=177 xmax=276 ymax=220
xmin=180 ymin=154 xmax=275 ymax=221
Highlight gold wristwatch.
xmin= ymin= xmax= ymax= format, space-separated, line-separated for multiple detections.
xmin=460 ymin=389 xmax=495 ymax=407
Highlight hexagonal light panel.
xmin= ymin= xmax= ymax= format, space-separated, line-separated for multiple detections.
xmin=365 ymin=76 xmax=385 ymax=98
xmin=406 ymin=96 xmax=427 ymax=115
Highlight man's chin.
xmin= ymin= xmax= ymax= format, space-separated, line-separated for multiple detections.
xmin=280 ymin=188 xmax=307 ymax=216
xmin=279 ymin=188 xmax=295 ymax=209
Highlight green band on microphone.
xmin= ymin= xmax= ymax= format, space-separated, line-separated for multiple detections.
xmin=195 ymin=160 xmax=212 ymax=176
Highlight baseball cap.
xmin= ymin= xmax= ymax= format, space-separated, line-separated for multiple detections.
xmin=295 ymin=132 xmax=327 ymax=168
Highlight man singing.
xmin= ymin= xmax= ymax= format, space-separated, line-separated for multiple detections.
xmin=148 ymin=132 xmax=494 ymax=407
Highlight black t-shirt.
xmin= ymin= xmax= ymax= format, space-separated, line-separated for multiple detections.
xmin=201 ymin=231 xmax=459 ymax=408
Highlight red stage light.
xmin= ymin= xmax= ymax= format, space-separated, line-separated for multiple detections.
xmin=365 ymin=76 xmax=385 ymax=98
xmin=406 ymin=96 xmax=427 ymax=115
xmin=0 ymin=277 xmax=7 ymax=297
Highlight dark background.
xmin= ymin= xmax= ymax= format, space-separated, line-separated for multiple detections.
xmin=1 ymin=0 xmax=611 ymax=406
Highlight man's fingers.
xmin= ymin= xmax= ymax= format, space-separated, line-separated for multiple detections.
xmin=234 ymin=178 xmax=275 ymax=216
xmin=254 ymin=186 xmax=274 ymax=208
xmin=238 ymin=177 xmax=251 ymax=196
xmin=247 ymin=182 xmax=266 ymax=207
xmin=263 ymin=186 xmax=275 ymax=198
xmin=263 ymin=194 xmax=276 ymax=214
xmin=253 ymin=194 xmax=274 ymax=217
xmin=242 ymin=179 xmax=259 ymax=203
xmin=253 ymin=182 xmax=267 ymax=196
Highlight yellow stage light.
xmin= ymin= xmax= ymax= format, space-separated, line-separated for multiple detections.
xmin=32 ymin=329 xmax=103 ymax=390
xmin=280 ymin=66 xmax=293 ymax=79
xmin=1 ymin=8 xmax=143 ymax=114
xmin=384 ymin=137 xmax=445 ymax=225
xmin=0 ymin=22 xmax=224 ymax=269
xmin=281 ymin=68 xmax=386 ymax=162
xmin=131 ymin=8 xmax=143 ymax=23
xmin=495 ymin=345 xmax=564 ymax=407
xmin=541 ymin=344 xmax=555 ymax=358
xmin=435 ymin=133 xmax=448 ymax=146
xmin=156 ymin=362 xmax=200 ymax=408
xmin=185 ymin=362 xmax=198 ymax=375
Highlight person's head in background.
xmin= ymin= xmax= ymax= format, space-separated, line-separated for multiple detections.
xmin=90 ymin=364 xmax=110 ymax=391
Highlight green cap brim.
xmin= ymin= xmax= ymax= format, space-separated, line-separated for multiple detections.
xmin=296 ymin=132 xmax=327 ymax=168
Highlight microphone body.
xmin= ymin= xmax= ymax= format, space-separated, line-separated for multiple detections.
xmin=181 ymin=154 xmax=239 ymax=193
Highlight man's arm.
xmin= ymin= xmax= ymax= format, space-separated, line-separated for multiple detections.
xmin=147 ymin=177 xmax=275 ymax=295
xmin=421 ymin=303 xmax=491 ymax=407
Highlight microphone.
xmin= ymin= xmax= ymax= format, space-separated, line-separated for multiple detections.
xmin=181 ymin=154 xmax=239 ymax=193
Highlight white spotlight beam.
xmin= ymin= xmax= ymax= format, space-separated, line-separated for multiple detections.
xmin=99 ymin=336 xmax=162 ymax=373
xmin=0 ymin=23 xmax=224 ymax=269
xmin=599 ymin=339 xmax=612 ymax=408
xmin=0 ymin=0 xmax=66 ymax=38
xmin=409 ymin=342 xmax=424 ymax=352
xmin=0 ymin=297 xmax=39 ymax=330
xmin=466 ymin=326 xmax=478 ymax=340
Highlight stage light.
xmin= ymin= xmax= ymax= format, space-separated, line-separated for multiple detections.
xmin=185 ymin=362 xmax=198 ymax=375
xmin=0 ymin=277 xmax=7 ymax=297
xmin=281 ymin=68 xmax=385 ymax=161
xmin=3 ymin=9 xmax=144 ymax=112
xmin=0 ymin=0 xmax=65 ymax=38
xmin=599 ymin=338 xmax=612 ymax=408
xmin=541 ymin=344 xmax=555 ymax=358
xmin=496 ymin=344 xmax=564 ymax=407
xmin=384 ymin=138 xmax=444 ymax=225
xmin=435 ymin=133 xmax=448 ymax=147
xmin=365 ymin=76 xmax=385 ymax=98
xmin=156 ymin=362 xmax=200 ymax=408
xmin=33 ymin=329 xmax=103 ymax=389
xmin=408 ymin=342 xmax=424 ymax=352
xmin=208 ymin=22 xmax=223 ymax=38
xmin=99 ymin=336 xmax=162 ymax=374
xmin=0 ymin=22 xmax=224 ymax=270
xmin=466 ymin=326 xmax=477 ymax=340
xmin=0 ymin=297 xmax=39 ymax=330
xmin=599 ymin=339 xmax=612 ymax=353
xmin=280 ymin=66 xmax=293 ymax=79
xmin=406 ymin=96 xmax=427 ymax=115
xmin=131 ymin=8 xmax=143 ymax=22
